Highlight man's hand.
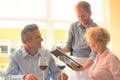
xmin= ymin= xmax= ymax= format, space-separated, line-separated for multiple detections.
xmin=24 ymin=74 xmax=39 ymax=80
xmin=57 ymin=73 xmax=68 ymax=80
xmin=56 ymin=46 xmax=62 ymax=50
xmin=56 ymin=46 xmax=70 ymax=53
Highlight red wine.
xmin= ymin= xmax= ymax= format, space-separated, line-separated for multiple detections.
xmin=58 ymin=66 xmax=66 ymax=70
xmin=39 ymin=66 xmax=48 ymax=71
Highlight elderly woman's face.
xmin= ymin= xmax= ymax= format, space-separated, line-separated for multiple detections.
xmin=86 ymin=38 xmax=97 ymax=51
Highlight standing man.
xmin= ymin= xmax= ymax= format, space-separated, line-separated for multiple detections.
xmin=5 ymin=24 xmax=68 ymax=80
xmin=57 ymin=1 xmax=98 ymax=80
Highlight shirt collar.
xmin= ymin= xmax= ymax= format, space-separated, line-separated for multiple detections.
xmin=21 ymin=47 xmax=41 ymax=58
xmin=79 ymin=19 xmax=93 ymax=29
xmin=96 ymin=48 xmax=109 ymax=59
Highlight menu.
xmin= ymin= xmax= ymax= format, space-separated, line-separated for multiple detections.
xmin=51 ymin=49 xmax=83 ymax=69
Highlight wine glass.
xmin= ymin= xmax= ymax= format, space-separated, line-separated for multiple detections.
xmin=38 ymin=57 xmax=48 ymax=80
xmin=57 ymin=56 xmax=66 ymax=80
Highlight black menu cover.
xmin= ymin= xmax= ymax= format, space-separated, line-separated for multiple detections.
xmin=51 ymin=49 xmax=83 ymax=69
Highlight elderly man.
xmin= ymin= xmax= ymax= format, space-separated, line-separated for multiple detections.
xmin=5 ymin=24 xmax=68 ymax=80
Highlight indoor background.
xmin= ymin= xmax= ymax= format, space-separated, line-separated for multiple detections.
xmin=0 ymin=0 xmax=120 ymax=79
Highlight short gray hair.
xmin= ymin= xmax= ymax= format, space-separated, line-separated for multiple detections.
xmin=21 ymin=24 xmax=39 ymax=44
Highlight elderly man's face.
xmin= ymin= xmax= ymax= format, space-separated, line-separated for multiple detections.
xmin=29 ymin=30 xmax=43 ymax=48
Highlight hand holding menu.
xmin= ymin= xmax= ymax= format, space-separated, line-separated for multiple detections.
xmin=51 ymin=49 xmax=83 ymax=69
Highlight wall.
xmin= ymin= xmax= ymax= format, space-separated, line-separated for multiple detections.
xmin=110 ymin=0 xmax=120 ymax=58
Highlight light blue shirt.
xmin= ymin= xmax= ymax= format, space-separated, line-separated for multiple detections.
xmin=5 ymin=48 xmax=60 ymax=80
xmin=67 ymin=21 xmax=98 ymax=61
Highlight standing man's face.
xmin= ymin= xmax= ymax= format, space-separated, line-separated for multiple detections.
xmin=76 ymin=8 xmax=91 ymax=27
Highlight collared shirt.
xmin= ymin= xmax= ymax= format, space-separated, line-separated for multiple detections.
xmin=89 ymin=48 xmax=120 ymax=80
xmin=67 ymin=21 xmax=98 ymax=61
xmin=5 ymin=48 xmax=60 ymax=80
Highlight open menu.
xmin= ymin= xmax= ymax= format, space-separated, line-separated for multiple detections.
xmin=51 ymin=49 xmax=83 ymax=69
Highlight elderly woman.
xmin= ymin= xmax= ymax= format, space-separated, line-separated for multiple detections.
xmin=85 ymin=27 xmax=120 ymax=80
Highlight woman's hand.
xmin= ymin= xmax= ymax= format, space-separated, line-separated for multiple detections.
xmin=70 ymin=62 xmax=84 ymax=71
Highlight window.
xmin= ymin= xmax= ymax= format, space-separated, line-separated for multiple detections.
xmin=0 ymin=46 xmax=8 ymax=54
xmin=0 ymin=40 xmax=9 ymax=54
xmin=0 ymin=0 xmax=46 ymax=18
xmin=0 ymin=0 xmax=104 ymax=51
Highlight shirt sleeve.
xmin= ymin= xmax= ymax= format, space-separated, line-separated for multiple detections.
xmin=5 ymin=75 xmax=24 ymax=80
xmin=66 ymin=23 xmax=74 ymax=49
xmin=88 ymin=50 xmax=97 ymax=61
xmin=5 ymin=54 xmax=24 ymax=80
xmin=108 ymin=55 xmax=120 ymax=80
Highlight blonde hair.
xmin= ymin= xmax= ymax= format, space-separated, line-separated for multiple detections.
xmin=85 ymin=27 xmax=110 ymax=51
